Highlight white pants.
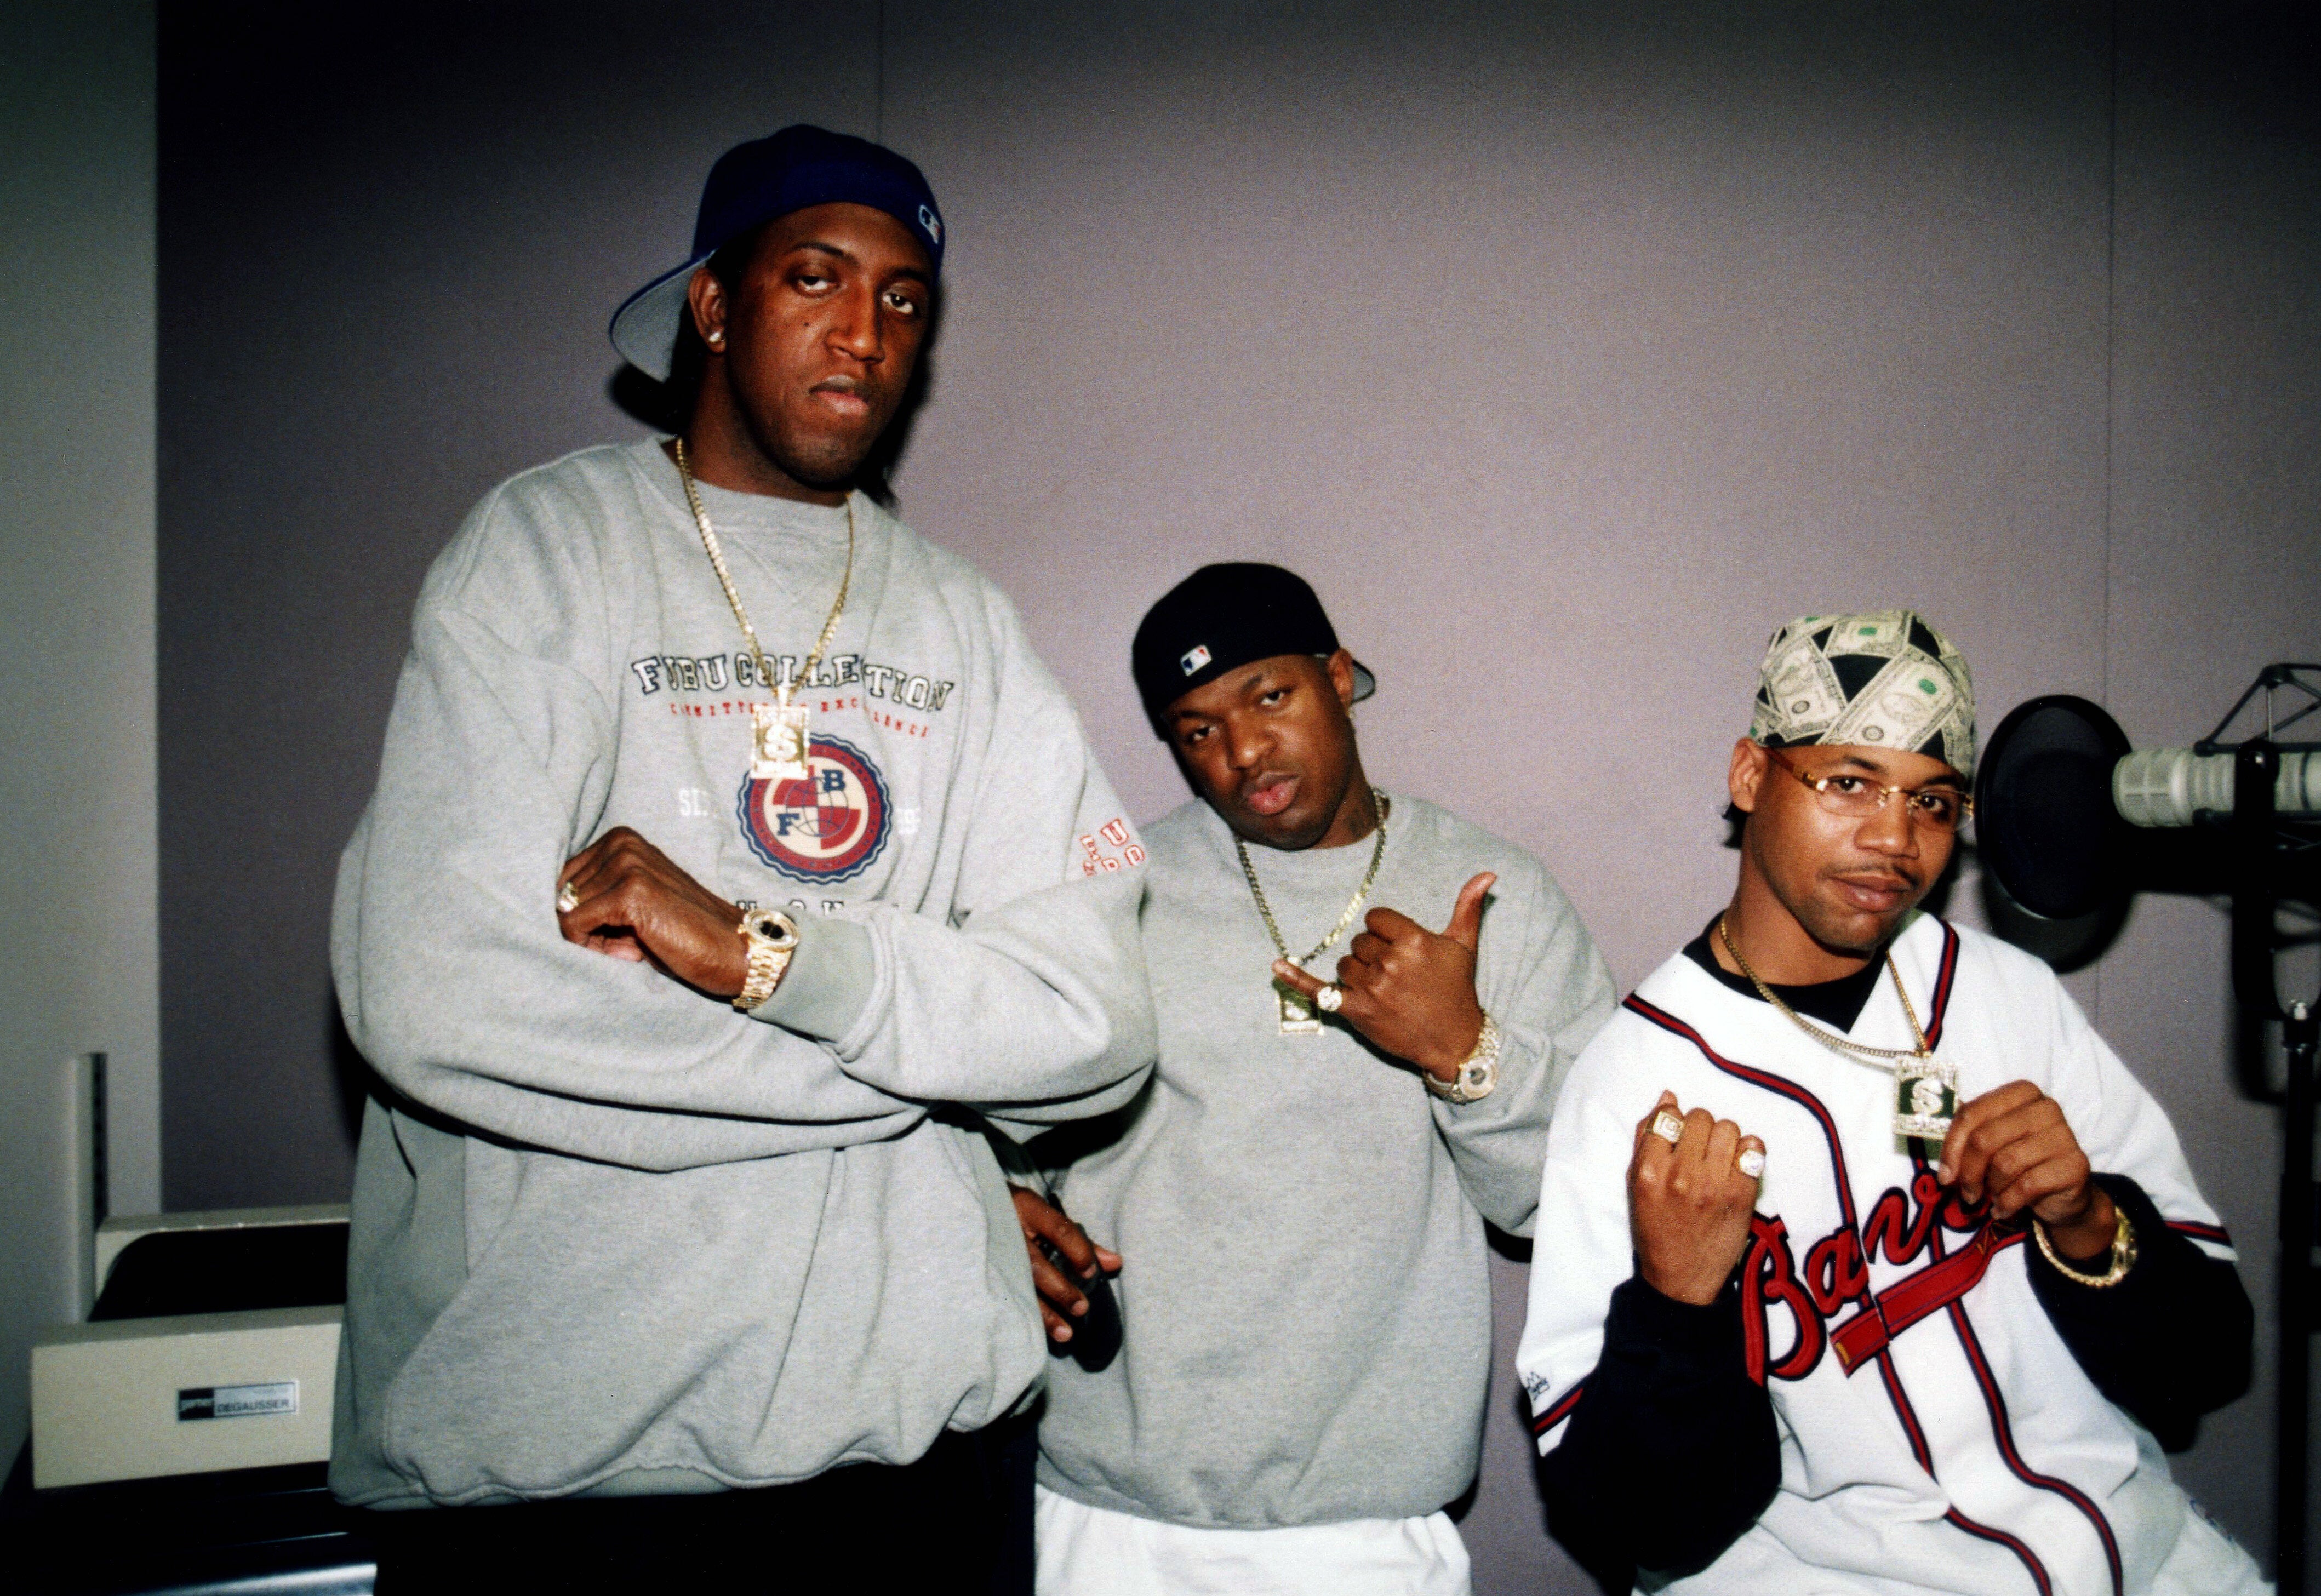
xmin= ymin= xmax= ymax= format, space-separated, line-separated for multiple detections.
xmin=2149 ymin=1498 xmax=2271 ymax=1596
xmin=1034 ymin=1484 xmax=1473 ymax=1596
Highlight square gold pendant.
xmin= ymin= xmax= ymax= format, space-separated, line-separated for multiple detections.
xmin=1277 ymin=983 xmax=1322 ymax=1035
xmin=751 ymin=702 xmax=812 ymax=782
xmin=1893 ymin=1058 xmax=1960 ymax=1141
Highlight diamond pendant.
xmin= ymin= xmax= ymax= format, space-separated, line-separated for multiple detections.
xmin=751 ymin=700 xmax=812 ymax=783
xmin=1277 ymin=982 xmax=1322 ymax=1035
xmin=1893 ymin=1056 xmax=1960 ymax=1141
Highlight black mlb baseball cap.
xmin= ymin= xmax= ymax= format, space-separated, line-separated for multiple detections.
xmin=1132 ymin=563 xmax=1376 ymax=727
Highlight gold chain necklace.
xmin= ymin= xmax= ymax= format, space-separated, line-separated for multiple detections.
xmin=1237 ymin=789 xmax=1388 ymax=1034
xmin=1717 ymin=913 xmax=1959 ymax=1140
xmin=674 ymin=437 xmax=853 ymax=782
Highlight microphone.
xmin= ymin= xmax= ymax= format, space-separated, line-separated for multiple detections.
xmin=2112 ymin=746 xmax=2321 ymax=827
xmin=1974 ymin=691 xmax=2320 ymax=918
xmin=1975 ymin=668 xmax=2321 ymax=1596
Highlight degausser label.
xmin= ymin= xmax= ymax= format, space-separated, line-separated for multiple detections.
xmin=176 ymin=1381 xmax=299 ymax=1421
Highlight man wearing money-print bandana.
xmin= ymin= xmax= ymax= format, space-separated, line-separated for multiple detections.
xmin=1516 ymin=609 xmax=2264 ymax=1595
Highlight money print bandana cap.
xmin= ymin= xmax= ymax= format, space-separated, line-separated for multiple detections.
xmin=1750 ymin=609 xmax=1977 ymax=777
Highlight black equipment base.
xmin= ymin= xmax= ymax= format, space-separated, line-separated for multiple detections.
xmin=0 ymin=1444 xmax=376 ymax=1595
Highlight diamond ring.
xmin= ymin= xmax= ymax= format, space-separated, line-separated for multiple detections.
xmin=1314 ymin=983 xmax=1345 ymax=1014
xmin=557 ymin=882 xmax=581 ymax=914
xmin=1649 ymin=1109 xmax=1684 ymax=1145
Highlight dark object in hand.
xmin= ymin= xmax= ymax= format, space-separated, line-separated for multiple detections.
xmin=1039 ymin=1223 xmax=1121 ymax=1372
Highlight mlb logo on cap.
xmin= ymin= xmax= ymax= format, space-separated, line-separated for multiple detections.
xmin=1132 ymin=563 xmax=1377 ymax=727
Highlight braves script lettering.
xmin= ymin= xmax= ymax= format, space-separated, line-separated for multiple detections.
xmin=1741 ymin=1172 xmax=2003 ymax=1385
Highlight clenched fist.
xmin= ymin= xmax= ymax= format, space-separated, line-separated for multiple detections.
xmin=1272 ymin=872 xmax=1494 ymax=1081
xmin=1629 ymin=1091 xmax=1766 ymax=1306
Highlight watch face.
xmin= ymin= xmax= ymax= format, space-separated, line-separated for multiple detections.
xmin=750 ymin=913 xmax=799 ymax=949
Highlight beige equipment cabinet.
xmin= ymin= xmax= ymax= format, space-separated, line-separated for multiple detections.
xmin=28 ymin=1205 xmax=347 ymax=1490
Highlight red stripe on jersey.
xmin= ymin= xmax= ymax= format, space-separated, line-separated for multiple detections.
xmin=1943 ymin=1510 xmax=2057 ymax=1596
xmin=1530 ymin=1381 xmax=1586 ymax=1436
xmin=1874 ymin=1351 xmax=1935 ymax=1463
xmin=1921 ymin=922 xmax=1962 ymax=1050
xmin=1622 ymin=996 xmax=1862 ymax=1232
xmin=1911 ymin=1150 xmax=2124 ymax=1595
xmin=1945 ymin=1301 xmax=2125 ymax=1596
xmin=1829 ymin=1224 xmax=2026 ymax=1371
xmin=1626 ymin=974 xmax=2059 ymax=1594
xmin=1878 ymin=1352 xmax=2056 ymax=1594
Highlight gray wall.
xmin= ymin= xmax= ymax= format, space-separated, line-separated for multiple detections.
xmin=156 ymin=3 xmax=2317 ymax=1584
xmin=0 ymin=3 xmax=162 ymax=1464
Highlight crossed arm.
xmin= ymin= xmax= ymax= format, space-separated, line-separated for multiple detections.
xmin=553 ymin=826 xmax=758 ymax=997
xmin=338 ymin=581 xmax=1153 ymax=1169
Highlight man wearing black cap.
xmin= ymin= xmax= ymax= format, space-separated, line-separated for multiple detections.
xmin=331 ymin=126 xmax=1154 ymax=1588
xmin=1006 ymin=565 xmax=1615 ymax=1594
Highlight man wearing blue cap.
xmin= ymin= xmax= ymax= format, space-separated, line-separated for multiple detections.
xmin=331 ymin=126 xmax=1154 ymax=1589
xmin=1008 ymin=564 xmax=1615 ymax=1595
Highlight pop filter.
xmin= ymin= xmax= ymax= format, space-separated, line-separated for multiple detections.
xmin=1974 ymin=694 xmax=2133 ymax=919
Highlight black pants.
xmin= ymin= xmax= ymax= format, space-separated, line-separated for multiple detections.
xmin=369 ymin=1418 xmax=1036 ymax=1595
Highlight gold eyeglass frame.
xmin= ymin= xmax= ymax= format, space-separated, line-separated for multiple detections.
xmin=1770 ymin=748 xmax=1975 ymax=830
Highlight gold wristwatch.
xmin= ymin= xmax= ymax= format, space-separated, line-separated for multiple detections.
xmin=1426 ymin=1014 xmax=1501 ymax=1105
xmin=733 ymin=907 xmax=801 ymax=1012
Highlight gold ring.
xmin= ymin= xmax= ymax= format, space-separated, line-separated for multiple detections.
xmin=557 ymin=882 xmax=580 ymax=913
xmin=1737 ymin=1148 xmax=1767 ymax=1180
xmin=1314 ymin=983 xmax=1345 ymax=1014
xmin=1650 ymin=1109 xmax=1684 ymax=1145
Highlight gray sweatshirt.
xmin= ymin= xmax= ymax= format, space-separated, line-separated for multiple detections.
xmin=329 ymin=439 xmax=1154 ymax=1508
xmin=1034 ymin=795 xmax=1615 ymax=1529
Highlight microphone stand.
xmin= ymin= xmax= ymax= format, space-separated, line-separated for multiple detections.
xmin=2213 ymin=667 xmax=2321 ymax=1593
xmin=2277 ymin=999 xmax=2317 ymax=1596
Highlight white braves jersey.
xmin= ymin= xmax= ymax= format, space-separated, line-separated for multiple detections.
xmin=1517 ymin=916 xmax=2240 ymax=1596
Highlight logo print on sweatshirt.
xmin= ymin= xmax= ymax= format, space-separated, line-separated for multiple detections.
xmin=735 ymin=735 xmax=892 ymax=883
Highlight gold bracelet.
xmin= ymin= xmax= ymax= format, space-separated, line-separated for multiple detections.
xmin=2033 ymin=1203 xmax=2137 ymax=1288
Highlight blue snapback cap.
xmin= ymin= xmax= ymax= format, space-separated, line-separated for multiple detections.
xmin=610 ymin=124 xmax=945 ymax=382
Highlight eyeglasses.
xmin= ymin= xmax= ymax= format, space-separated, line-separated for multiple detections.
xmin=1773 ymin=751 xmax=1974 ymax=831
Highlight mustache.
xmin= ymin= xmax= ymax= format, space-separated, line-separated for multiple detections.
xmin=1826 ymin=863 xmax=1922 ymax=890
